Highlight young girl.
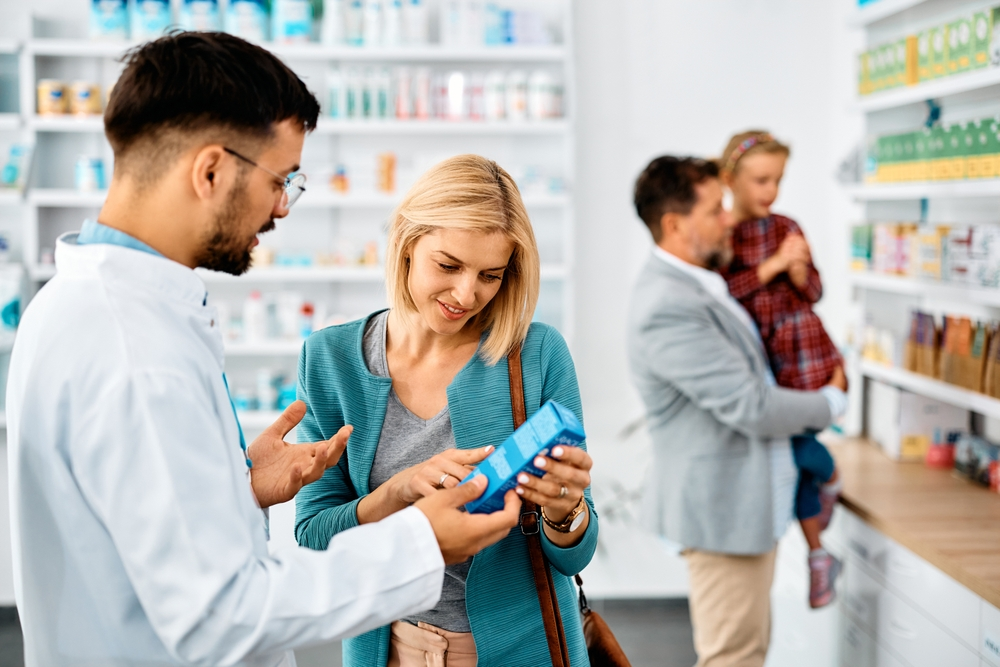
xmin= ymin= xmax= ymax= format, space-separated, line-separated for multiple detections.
xmin=720 ymin=130 xmax=844 ymax=609
xmin=294 ymin=154 xmax=598 ymax=666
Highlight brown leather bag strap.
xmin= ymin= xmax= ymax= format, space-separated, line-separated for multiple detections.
xmin=508 ymin=345 xmax=571 ymax=667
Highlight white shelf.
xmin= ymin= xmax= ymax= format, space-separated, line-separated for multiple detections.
xmin=26 ymin=39 xmax=135 ymax=58
xmin=0 ymin=39 xmax=18 ymax=54
xmin=29 ymin=189 xmax=105 ymax=207
xmin=855 ymin=66 xmax=1000 ymax=113
xmin=844 ymin=179 xmax=1000 ymax=200
xmin=314 ymin=118 xmax=568 ymax=135
xmin=0 ymin=411 xmax=7 ymax=428
xmin=199 ymin=266 xmax=385 ymax=283
xmin=858 ymin=360 xmax=1000 ymax=419
xmin=0 ymin=113 xmax=20 ymax=130
xmin=30 ymin=115 xmax=104 ymax=132
xmin=270 ymin=44 xmax=566 ymax=62
xmin=226 ymin=340 xmax=303 ymax=356
xmin=850 ymin=272 xmax=1000 ymax=307
xmin=25 ymin=39 xmax=566 ymax=63
xmin=235 ymin=410 xmax=282 ymax=430
xmin=297 ymin=190 xmax=569 ymax=209
xmin=848 ymin=0 xmax=931 ymax=27
xmin=0 ymin=190 xmax=22 ymax=205
xmin=28 ymin=264 xmax=56 ymax=281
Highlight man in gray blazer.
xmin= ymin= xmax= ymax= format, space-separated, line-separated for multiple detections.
xmin=627 ymin=156 xmax=847 ymax=667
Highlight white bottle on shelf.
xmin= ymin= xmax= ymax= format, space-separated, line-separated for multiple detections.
xmin=327 ymin=68 xmax=345 ymax=118
xmin=484 ymin=69 xmax=505 ymax=120
xmin=439 ymin=0 xmax=462 ymax=47
xmin=321 ymin=0 xmax=344 ymax=45
xmin=383 ymin=0 xmax=402 ymax=46
xmin=363 ymin=0 xmax=383 ymax=46
xmin=345 ymin=0 xmax=364 ymax=46
xmin=403 ymin=0 xmax=428 ymax=45
xmin=505 ymin=69 xmax=528 ymax=121
xmin=243 ymin=290 xmax=266 ymax=343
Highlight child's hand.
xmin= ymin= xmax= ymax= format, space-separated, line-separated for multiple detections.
xmin=788 ymin=259 xmax=809 ymax=288
xmin=757 ymin=234 xmax=811 ymax=286
xmin=778 ymin=234 xmax=811 ymax=265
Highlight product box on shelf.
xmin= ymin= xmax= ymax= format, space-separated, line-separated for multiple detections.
xmin=930 ymin=24 xmax=948 ymax=78
xmin=954 ymin=434 xmax=999 ymax=488
xmin=866 ymin=379 xmax=969 ymax=461
xmin=915 ymin=225 xmax=949 ymax=280
xmin=918 ymin=30 xmax=931 ymax=81
xmin=973 ymin=10 xmax=992 ymax=69
xmin=851 ymin=224 xmax=873 ymax=272
xmin=904 ymin=310 xmax=939 ymax=377
xmin=948 ymin=17 xmax=972 ymax=74
xmin=984 ymin=324 xmax=1000 ymax=398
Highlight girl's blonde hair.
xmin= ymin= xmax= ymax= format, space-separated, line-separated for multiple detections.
xmin=385 ymin=154 xmax=540 ymax=365
xmin=719 ymin=130 xmax=791 ymax=176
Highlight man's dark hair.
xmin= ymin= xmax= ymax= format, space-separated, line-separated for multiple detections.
xmin=633 ymin=156 xmax=720 ymax=242
xmin=105 ymin=31 xmax=320 ymax=184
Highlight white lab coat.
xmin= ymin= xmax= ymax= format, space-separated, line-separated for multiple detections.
xmin=6 ymin=234 xmax=445 ymax=667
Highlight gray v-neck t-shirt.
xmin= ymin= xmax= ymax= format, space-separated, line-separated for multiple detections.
xmin=364 ymin=310 xmax=472 ymax=633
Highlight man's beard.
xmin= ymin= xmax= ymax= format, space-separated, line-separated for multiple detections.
xmin=195 ymin=182 xmax=275 ymax=276
xmin=705 ymin=247 xmax=733 ymax=272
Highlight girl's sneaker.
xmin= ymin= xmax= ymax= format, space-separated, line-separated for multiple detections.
xmin=809 ymin=549 xmax=842 ymax=609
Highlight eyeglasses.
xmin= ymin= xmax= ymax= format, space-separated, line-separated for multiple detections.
xmin=223 ymin=147 xmax=307 ymax=210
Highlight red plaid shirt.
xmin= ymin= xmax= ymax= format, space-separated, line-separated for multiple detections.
xmin=723 ymin=214 xmax=841 ymax=391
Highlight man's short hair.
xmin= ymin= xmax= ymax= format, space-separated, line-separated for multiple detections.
xmin=633 ymin=156 xmax=720 ymax=242
xmin=105 ymin=31 xmax=320 ymax=186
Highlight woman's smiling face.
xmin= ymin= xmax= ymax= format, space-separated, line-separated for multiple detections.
xmin=406 ymin=228 xmax=514 ymax=336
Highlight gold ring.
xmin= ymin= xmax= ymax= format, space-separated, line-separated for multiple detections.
xmin=559 ymin=485 xmax=568 ymax=499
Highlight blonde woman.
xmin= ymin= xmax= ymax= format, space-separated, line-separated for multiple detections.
xmin=295 ymin=154 xmax=598 ymax=667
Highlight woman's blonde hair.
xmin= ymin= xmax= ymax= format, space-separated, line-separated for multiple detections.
xmin=385 ymin=154 xmax=540 ymax=365
xmin=719 ymin=130 xmax=790 ymax=176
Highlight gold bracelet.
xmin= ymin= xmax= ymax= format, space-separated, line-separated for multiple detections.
xmin=541 ymin=497 xmax=587 ymax=533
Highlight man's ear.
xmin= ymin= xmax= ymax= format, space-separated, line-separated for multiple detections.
xmin=659 ymin=211 xmax=681 ymax=240
xmin=191 ymin=145 xmax=228 ymax=203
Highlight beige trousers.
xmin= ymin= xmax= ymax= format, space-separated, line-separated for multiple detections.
xmin=387 ymin=620 xmax=477 ymax=667
xmin=683 ymin=548 xmax=777 ymax=667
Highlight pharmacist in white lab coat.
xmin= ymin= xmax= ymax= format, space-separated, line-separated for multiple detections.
xmin=6 ymin=32 xmax=519 ymax=667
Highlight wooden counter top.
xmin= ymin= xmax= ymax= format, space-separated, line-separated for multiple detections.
xmin=828 ymin=437 xmax=1000 ymax=609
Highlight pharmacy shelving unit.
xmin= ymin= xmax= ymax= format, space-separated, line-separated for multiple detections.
xmin=16 ymin=2 xmax=576 ymax=433
xmin=845 ymin=0 xmax=1000 ymax=430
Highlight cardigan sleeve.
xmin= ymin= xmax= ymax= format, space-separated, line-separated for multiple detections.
xmin=534 ymin=327 xmax=600 ymax=577
xmin=294 ymin=338 xmax=365 ymax=551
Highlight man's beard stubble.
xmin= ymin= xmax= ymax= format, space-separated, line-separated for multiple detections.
xmin=194 ymin=181 xmax=276 ymax=276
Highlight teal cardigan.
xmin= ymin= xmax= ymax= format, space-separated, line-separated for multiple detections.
xmin=294 ymin=313 xmax=598 ymax=667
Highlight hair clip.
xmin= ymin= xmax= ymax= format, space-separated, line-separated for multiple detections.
xmin=724 ymin=133 xmax=774 ymax=172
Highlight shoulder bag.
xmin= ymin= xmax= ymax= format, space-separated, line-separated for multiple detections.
xmin=507 ymin=345 xmax=632 ymax=667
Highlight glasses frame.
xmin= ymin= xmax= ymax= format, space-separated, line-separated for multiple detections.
xmin=223 ymin=147 xmax=307 ymax=210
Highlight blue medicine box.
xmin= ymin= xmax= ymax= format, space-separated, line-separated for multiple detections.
xmin=462 ymin=400 xmax=585 ymax=514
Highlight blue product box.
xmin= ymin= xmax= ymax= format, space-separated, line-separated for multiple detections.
xmin=180 ymin=0 xmax=221 ymax=31
xmin=130 ymin=0 xmax=172 ymax=40
xmin=226 ymin=0 xmax=270 ymax=42
xmin=91 ymin=0 xmax=130 ymax=40
xmin=461 ymin=400 xmax=585 ymax=514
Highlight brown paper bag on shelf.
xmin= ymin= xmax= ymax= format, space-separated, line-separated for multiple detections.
xmin=941 ymin=316 xmax=990 ymax=392
xmin=983 ymin=325 xmax=1000 ymax=398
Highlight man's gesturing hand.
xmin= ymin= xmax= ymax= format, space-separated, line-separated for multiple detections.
xmin=414 ymin=476 xmax=520 ymax=565
xmin=247 ymin=400 xmax=352 ymax=509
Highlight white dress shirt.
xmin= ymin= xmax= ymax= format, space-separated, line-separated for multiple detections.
xmin=651 ymin=247 xmax=843 ymax=541
xmin=6 ymin=234 xmax=446 ymax=667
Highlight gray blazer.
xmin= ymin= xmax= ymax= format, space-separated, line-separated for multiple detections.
xmin=628 ymin=255 xmax=832 ymax=555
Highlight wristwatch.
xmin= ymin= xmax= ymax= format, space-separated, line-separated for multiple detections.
xmin=541 ymin=498 xmax=588 ymax=533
